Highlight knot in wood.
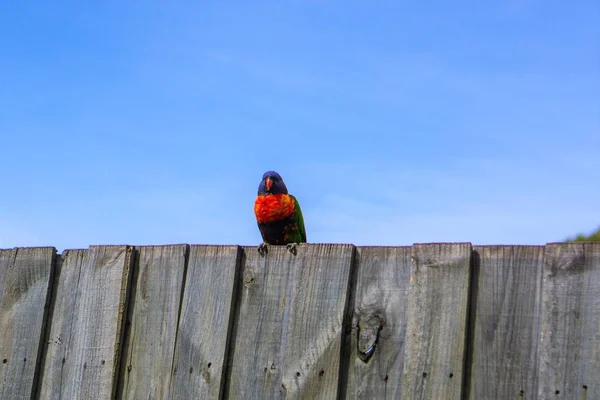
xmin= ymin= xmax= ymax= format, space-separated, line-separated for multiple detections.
xmin=357 ymin=315 xmax=385 ymax=363
xmin=243 ymin=270 xmax=255 ymax=287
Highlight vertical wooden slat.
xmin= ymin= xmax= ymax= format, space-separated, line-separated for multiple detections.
xmin=0 ymin=249 xmax=13 ymax=302
xmin=3 ymin=240 xmax=596 ymax=399
xmin=169 ymin=245 xmax=240 ymax=399
xmin=0 ymin=247 xmax=55 ymax=400
xmin=225 ymin=245 xmax=293 ymax=400
xmin=346 ymin=246 xmax=412 ymax=399
xmin=468 ymin=246 xmax=543 ymax=399
xmin=39 ymin=245 xmax=133 ymax=399
xmin=227 ymin=244 xmax=355 ymax=399
xmin=401 ymin=242 xmax=471 ymax=400
xmin=281 ymin=244 xmax=355 ymax=398
xmin=38 ymin=249 xmax=86 ymax=399
xmin=538 ymin=242 xmax=600 ymax=399
xmin=119 ymin=245 xmax=188 ymax=399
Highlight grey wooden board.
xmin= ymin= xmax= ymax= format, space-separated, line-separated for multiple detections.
xmin=225 ymin=245 xmax=293 ymax=400
xmin=401 ymin=243 xmax=472 ymax=400
xmin=468 ymin=246 xmax=544 ymax=400
xmin=227 ymin=244 xmax=355 ymax=400
xmin=119 ymin=245 xmax=188 ymax=399
xmin=169 ymin=245 xmax=240 ymax=399
xmin=0 ymin=247 xmax=55 ymax=400
xmin=0 ymin=249 xmax=14 ymax=305
xmin=39 ymin=245 xmax=133 ymax=399
xmin=538 ymin=242 xmax=600 ymax=399
xmin=346 ymin=246 xmax=412 ymax=399
xmin=38 ymin=249 xmax=86 ymax=399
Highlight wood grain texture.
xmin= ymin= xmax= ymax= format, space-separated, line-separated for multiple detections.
xmin=0 ymin=247 xmax=55 ymax=400
xmin=468 ymin=246 xmax=543 ymax=400
xmin=538 ymin=242 xmax=600 ymax=399
xmin=401 ymin=243 xmax=471 ymax=400
xmin=4 ymin=241 xmax=598 ymax=399
xmin=227 ymin=243 xmax=355 ymax=400
xmin=38 ymin=249 xmax=86 ymax=399
xmin=119 ymin=245 xmax=188 ymax=399
xmin=346 ymin=246 xmax=412 ymax=399
xmin=225 ymin=245 xmax=293 ymax=400
xmin=39 ymin=245 xmax=133 ymax=399
xmin=169 ymin=245 xmax=241 ymax=400
xmin=0 ymin=249 xmax=14 ymax=302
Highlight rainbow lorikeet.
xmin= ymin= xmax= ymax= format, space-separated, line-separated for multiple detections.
xmin=254 ymin=171 xmax=307 ymax=255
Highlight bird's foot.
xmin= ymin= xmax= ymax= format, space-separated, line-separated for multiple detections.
xmin=257 ymin=242 xmax=269 ymax=256
xmin=286 ymin=242 xmax=298 ymax=256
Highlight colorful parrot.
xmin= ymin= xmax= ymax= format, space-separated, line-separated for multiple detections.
xmin=254 ymin=171 xmax=307 ymax=255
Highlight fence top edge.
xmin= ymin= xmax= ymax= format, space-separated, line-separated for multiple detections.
xmin=0 ymin=246 xmax=57 ymax=252
xmin=7 ymin=242 xmax=598 ymax=253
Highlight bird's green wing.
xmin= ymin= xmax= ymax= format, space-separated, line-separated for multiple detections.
xmin=291 ymin=195 xmax=307 ymax=243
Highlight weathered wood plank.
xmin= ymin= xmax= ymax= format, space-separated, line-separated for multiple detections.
xmin=38 ymin=245 xmax=133 ymax=399
xmin=468 ymin=246 xmax=544 ymax=399
xmin=0 ymin=249 xmax=14 ymax=305
xmin=281 ymin=244 xmax=355 ymax=399
xmin=169 ymin=245 xmax=240 ymax=400
xmin=401 ymin=242 xmax=471 ymax=400
xmin=346 ymin=246 xmax=412 ymax=399
xmin=119 ymin=245 xmax=188 ymax=399
xmin=227 ymin=244 xmax=355 ymax=400
xmin=38 ymin=249 xmax=86 ymax=399
xmin=0 ymin=247 xmax=56 ymax=400
xmin=225 ymin=245 xmax=293 ymax=400
xmin=538 ymin=242 xmax=600 ymax=399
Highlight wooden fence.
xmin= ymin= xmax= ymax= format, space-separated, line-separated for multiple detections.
xmin=0 ymin=242 xmax=598 ymax=399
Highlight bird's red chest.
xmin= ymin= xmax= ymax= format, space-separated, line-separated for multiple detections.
xmin=254 ymin=194 xmax=295 ymax=224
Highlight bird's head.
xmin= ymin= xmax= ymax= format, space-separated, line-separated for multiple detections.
xmin=258 ymin=170 xmax=288 ymax=195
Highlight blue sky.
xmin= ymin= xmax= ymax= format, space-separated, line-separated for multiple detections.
xmin=1 ymin=1 xmax=599 ymax=251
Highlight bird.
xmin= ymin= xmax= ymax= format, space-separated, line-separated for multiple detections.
xmin=254 ymin=171 xmax=307 ymax=255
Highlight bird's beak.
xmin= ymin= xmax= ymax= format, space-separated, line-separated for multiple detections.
xmin=265 ymin=177 xmax=272 ymax=192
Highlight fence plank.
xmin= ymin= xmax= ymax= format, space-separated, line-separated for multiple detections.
xmin=119 ymin=245 xmax=188 ymax=399
xmin=538 ymin=242 xmax=600 ymax=399
xmin=0 ymin=247 xmax=55 ymax=400
xmin=227 ymin=244 xmax=355 ymax=400
xmin=38 ymin=249 xmax=85 ymax=399
xmin=39 ymin=245 xmax=133 ymax=399
xmin=281 ymin=244 xmax=355 ymax=399
xmin=5 ymin=241 xmax=598 ymax=399
xmin=225 ymin=245 xmax=293 ymax=400
xmin=401 ymin=242 xmax=471 ymax=400
xmin=346 ymin=246 xmax=412 ymax=399
xmin=0 ymin=249 xmax=13 ymax=301
xmin=169 ymin=245 xmax=241 ymax=399
xmin=468 ymin=246 xmax=543 ymax=399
